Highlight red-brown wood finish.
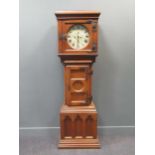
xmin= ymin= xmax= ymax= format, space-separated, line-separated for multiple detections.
xmin=55 ymin=11 xmax=101 ymax=149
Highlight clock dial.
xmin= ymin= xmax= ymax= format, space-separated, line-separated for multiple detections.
xmin=67 ymin=25 xmax=90 ymax=50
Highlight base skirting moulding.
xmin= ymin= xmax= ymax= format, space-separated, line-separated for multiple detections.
xmin=59 ymin=137 xmax=100 ymax=149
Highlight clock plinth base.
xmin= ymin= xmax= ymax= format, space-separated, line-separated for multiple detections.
xmin=58 ymin=137 xmax=100 ymax=149
xmin=59 ymin=102 xmax=101 ymax=149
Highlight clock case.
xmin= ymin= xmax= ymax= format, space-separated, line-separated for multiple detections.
xmin=55 ymin=11 xmax=101 ymax=149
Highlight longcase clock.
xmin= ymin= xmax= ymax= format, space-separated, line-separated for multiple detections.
xmin=55 ymin=11 xmax=101 ymax=149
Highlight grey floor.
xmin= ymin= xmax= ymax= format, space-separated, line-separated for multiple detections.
xmin=19 ymin=127 xmax=135 ymax=155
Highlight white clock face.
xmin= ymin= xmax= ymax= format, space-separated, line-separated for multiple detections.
xmin=67 ymin=25 xmax=90 ymax=50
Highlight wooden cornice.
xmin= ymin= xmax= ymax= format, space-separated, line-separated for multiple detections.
xmin=55 ymin=10 xmax=101 ymax=20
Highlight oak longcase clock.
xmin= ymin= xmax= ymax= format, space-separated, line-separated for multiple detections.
xmin=55 ymin=11 xmax=101 ymax=149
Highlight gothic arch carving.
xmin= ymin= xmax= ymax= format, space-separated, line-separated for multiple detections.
xmin=64 ymin=116 xmax=72 ymax=137
xmin=75 ymin=115 xmax=83 ymax=137
xmin=85 ymin=115 xmax=94 ymax=137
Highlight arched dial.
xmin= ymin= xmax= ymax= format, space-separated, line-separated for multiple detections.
xmin=67 ymin=25 xmax=90 ymax=50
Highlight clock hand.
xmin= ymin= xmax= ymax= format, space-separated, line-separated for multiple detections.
xmin=77 ymin=32 xmax=79 ymax=48
xmin=76 ymin=35 xmax=78 ymax=48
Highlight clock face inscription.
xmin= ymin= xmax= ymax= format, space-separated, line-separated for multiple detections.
xmin=67 ymin=25 xmax=90 ymax=50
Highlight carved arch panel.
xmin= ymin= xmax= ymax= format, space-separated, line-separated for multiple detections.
xmin=85 ymin=115 xmax=94 ymax=138
xmin=64 ymin=116 xmax=72 ymax=138
xmin=75 ymin=115 xmax=83 ymax=138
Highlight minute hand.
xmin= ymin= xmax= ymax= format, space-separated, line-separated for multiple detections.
xmin=77 ymin=33 xmax=79 ymax=48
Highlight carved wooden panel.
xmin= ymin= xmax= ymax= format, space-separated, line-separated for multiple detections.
xmin=61 ymin=112 xmax=97 ymax=139
xmin=85 ymin=115 xmax=95 ymax=138
xmin=64 ymin=116 xmax=72 ymax=138
xmin=65 ymin=65 xmax=92 ymax=106
xmin=75 ymin=115 xmax=83 ymax=138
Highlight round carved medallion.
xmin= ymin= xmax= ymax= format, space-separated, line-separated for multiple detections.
xmin=72 ymin=80 xmax=84 ymax=91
